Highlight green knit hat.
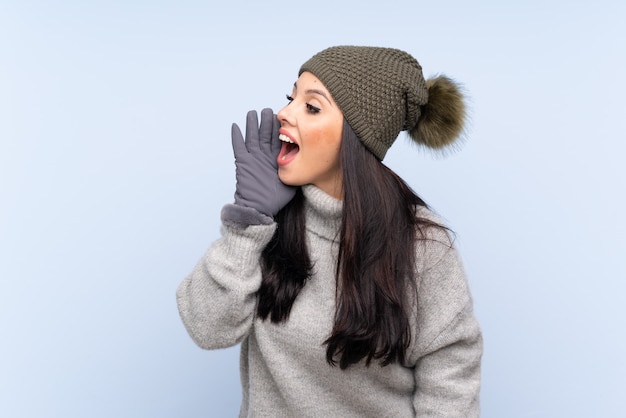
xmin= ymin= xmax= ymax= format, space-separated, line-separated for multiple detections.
xmin=299 ymin=46 xmax=466 ymax=160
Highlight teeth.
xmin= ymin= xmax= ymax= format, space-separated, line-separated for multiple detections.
xmin=279 ymin=134 xmax=294 ymax=143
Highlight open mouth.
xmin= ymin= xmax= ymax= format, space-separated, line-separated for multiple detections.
xmin=278 ymin=133 xmax=300 ymax=164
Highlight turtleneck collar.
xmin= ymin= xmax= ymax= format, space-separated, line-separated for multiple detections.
xmin=302 ymin=185 xmax=343 ymax=241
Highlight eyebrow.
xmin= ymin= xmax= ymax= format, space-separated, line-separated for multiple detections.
xmin=293 ymin=82 xmax=333 ymax=106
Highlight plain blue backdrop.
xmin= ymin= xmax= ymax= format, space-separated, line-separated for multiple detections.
xmin=1 ymin=1 xmax=625 ymax=417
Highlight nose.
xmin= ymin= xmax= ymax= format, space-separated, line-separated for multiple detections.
xmin=276 ymin=103 xmax=292 ymax=126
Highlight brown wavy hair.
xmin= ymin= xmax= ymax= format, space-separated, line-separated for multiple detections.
xmin=258 ymin=120 xmax=444 ymax=369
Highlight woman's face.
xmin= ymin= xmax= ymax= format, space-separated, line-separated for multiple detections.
xmin=276 ymin=71 xmax=344 ymax=199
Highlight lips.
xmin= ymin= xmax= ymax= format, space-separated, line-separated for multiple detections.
xmin=277 ymin=131 xmax=300 ymax=166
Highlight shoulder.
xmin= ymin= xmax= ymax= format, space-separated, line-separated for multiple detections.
xmin=413 ymin=205 xmax=457 ymax=272
xmin=409 ymin=206 xmax=475 ymax=351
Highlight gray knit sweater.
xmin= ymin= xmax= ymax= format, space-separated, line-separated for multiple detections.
xmin=177 ymin=185 xmax=482 ymax=417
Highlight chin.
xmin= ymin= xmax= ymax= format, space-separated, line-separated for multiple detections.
xmin=277 ymin=171 xmax=300 ymax=187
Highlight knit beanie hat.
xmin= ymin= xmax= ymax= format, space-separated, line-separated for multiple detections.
xmin=299 ymin=46 xmax=466 ymax=160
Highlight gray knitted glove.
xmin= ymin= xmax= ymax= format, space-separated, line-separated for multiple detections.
xmin=231 ymin=108 xmax=297 ymax=217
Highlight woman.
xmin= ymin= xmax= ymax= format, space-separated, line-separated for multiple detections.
xmin=177 ymin=46 xmax=483 ymax=417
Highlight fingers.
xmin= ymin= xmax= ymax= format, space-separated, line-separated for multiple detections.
xmin=271 ymin=113 xmax=281 ymax=158
xmin=258 ymin=108 xmax=274 ymax=154
xmin=233 ymin=109 xmax=276 ymax=158
xmin=245 ymin=110 xmax=260 ymax=151
xmin=231 ymin=123 xmax=248 ymax=157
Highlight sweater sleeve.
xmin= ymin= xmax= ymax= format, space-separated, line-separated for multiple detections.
xmin=410 ymin=231 xmax=483 ymax=417
xmin=176 ymin=204 xmax=277 ymax=349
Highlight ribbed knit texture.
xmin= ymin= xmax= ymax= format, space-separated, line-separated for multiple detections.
xmin=177 ymin=185 xmax=482 ymax=417
xmin=299 ymin=46 xmax=428 ymax=160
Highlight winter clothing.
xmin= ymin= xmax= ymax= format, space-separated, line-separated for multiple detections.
xmin=231 ymin=109 xmax=296 ymax=217
xmin=177 ymin=185 xmax=482 ymax=417
xmin=299 ymin=46 xmax=466 ymax=159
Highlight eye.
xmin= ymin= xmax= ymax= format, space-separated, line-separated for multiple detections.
xmin=286 ymin=94 xmax=294 ymax=103
xmin=306 ymin=103 xmax=321 ymax=114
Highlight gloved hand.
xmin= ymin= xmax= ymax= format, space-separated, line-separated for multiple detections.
xmin=231 ymin=108 xmax=297 ymax=217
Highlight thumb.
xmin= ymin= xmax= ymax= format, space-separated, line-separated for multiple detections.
xmin=231 ymin=123 xmax=249 ymax=157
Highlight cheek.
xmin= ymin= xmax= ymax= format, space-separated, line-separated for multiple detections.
xmin=301 ymin=129 xmax=325 ymax=157
xmin=302 ymin=118 xmax=343 ymax=161
xmin=325 ymin=125 xmax=343 ymax=160
xmin=315 ymin=125 xmax=342 ymax=148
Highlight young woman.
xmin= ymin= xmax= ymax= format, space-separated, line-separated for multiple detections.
xmin=177 ymin=46 xmax=483 ymax=417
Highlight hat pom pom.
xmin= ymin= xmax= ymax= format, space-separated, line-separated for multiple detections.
xmin=409 ymin=75 xmax=466 ymax=149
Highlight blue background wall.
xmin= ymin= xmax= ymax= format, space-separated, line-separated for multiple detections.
xmin=1 ymin=1 xmax=625 ymax=416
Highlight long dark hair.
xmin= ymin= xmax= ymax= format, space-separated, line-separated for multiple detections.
xmin=258 ymin=120 xmax=443 ymax=369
